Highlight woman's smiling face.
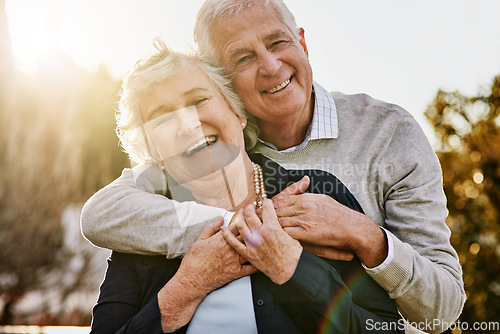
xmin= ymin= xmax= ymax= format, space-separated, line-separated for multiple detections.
xmin=140 ymin=65 xmax=246 ymax=183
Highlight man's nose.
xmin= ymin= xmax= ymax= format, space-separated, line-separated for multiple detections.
xmin=258 ymin=50 xmax=281 ymax=76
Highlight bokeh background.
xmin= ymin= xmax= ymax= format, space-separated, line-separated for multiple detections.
xmin=1 ymin=0 xmax=499 ymax=331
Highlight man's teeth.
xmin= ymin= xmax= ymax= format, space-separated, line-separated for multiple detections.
xmin=266 ymin=78 xmax=290 ymax=94
xmin=185 ymin=135 xmax=217 ymax=156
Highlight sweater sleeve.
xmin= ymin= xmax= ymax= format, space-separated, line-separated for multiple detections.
xmin=80 ymin=164 xmax=226 ymax=257
xmin=271 ymin=251 xmax=404 ymax=333
xmin=367 ymin=114 xmax=465 ymax=332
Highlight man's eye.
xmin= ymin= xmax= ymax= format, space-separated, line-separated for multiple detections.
xmin=237 ymin=56 xmax=250 ymax=64
xmin=271 ymin=40 xmax=289 ymax=48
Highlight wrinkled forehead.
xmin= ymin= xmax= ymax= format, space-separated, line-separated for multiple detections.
xmin=210 ymin=4 xmax=293 ymax=57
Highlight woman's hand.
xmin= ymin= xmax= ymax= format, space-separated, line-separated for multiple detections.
xmin=158 ymin=217 xmax=256 ymax=332
xmin=221 ymin=199 xmax=303 ymax=284
xmin=177 ymin=217 xmax=257 ymax=294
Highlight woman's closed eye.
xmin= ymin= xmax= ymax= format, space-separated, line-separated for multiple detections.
xmin=193 ymin=97 xmax=208 ymax=106
xmin=153 ymin=113 xmax=174 ymax=128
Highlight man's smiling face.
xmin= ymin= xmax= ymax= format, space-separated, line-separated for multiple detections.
xmin=210 ymin=3 xmax=313 ymax=128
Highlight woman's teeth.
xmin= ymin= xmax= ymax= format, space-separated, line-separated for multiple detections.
xmin=185 ymin=135 xmax=217 ymax=156
xmin=266 ymin=78 xmax=291 ymax=94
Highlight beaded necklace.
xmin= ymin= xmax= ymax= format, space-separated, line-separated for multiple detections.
xmin=252 ymin=162 xmax=267 ymax=208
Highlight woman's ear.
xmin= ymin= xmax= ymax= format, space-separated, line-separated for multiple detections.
xmin=239 ymin=117 xmax=247 ymax=129
xmin=158 ymin=160 xmax=166 ymax=172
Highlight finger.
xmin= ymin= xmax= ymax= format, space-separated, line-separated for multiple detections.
xmin=260 ymin=198 xmax=279 ymax=228
xmin=244 ymin=228 xmax=263 ymax=247
xmin=228 ymin=211 xmax=242 ymax=235
xmin=273 ymin=196 xmax=300 ymax=218
xmin=301 ymin=243 xmax=354 ymax=261
xmin=282 ymin=226 xmax=309 ymax=241
xmin=238 ymin=255 xmax=249 ymax=265
xmin=228 ymin=221 xmax=239 ymax=235
xmin=221 ymin=226 xmax=247 ymax=256
xmin=243 ymin=204 xmax=262 ymax=229
xmin=272 ymin=175 xmax=310 ymax=203
xmin=277 ymin=216 xmax=301 ymax=229
xmin=240 ymin=264 xmax=258 ymax=276
xmin=255 ymin=206 xmax=263 ymax=220
xmin=199 ymin=217 xmax=224 ymax=240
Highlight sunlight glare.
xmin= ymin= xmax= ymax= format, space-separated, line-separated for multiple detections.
xmin=6 ymin=0 xmax=59 ymax=75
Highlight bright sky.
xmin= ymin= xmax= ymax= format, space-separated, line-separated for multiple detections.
xmin=6 ymin=0 xmax=500 ymax=143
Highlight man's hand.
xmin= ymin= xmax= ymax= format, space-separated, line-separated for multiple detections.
xmin=272 ymin=176 xmax=388 ymax=267
xmin=221 ymin=199 xmax=303 ymax=284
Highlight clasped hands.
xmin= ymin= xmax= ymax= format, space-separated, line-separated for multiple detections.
xmin=179 ymin=175 xmax=387 ymax=293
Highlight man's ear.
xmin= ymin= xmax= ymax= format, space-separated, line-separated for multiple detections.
xmin=298 ymin=28 xmax=309 ymax=58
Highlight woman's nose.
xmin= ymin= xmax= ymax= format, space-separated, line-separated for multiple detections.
xmin=176 ymin=106 xmax=202 ymax=137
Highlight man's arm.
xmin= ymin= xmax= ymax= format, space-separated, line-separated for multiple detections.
xmin=367 ymin=114 xmax=465 ymax=330
xmin=360 ymin=114 xmax=464 ymax=331
xmin=222 ymin=200 xmax=403 ymax=333
xmin=272 ymin=251 xmax=404 ymax=334
xmin=80 ymin=163 xmax=226 ymax=256
xmin=273 ymin=114 xmax=465 ymax=331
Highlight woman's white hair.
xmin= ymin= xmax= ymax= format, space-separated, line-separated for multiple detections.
xmin=194 ymin=0 xmax=300 ymax=60
xmin=116 ymin=38 xmax=259 ymax=166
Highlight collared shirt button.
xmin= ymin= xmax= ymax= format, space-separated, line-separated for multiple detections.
xmin=257 ymin=299 xmax=264 ymax=306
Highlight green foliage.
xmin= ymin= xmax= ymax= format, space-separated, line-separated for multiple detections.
xmin=425 ymin=76 xmax=500 ymax=323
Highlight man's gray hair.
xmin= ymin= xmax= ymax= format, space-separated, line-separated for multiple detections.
xmin=194 ymin=0 xmax=300 ymax=60
xmin=116 ymin=38 xmax=259 ymax=166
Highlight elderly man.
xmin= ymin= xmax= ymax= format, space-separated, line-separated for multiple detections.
xmin=82 ymin=0 xmax=464 ymax=332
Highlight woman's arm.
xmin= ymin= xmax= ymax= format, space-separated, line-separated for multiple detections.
xmin=90 ymin=251 xmax=172 ymax=334
xmin=91 ymin=219 xmax=256 ymax=334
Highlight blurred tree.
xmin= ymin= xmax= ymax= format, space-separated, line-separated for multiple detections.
xmin=0 ymin=0 xmax=128 ymax=322
xmin=425 ymin=75 xmax=500 ymax=324
xmin=78 ymin=65 xmax=130 ymax=197
xmin=0 ymin=71 xmax=82 ymax=324
xmin=0 ymin=67 xmax=128 ymax=324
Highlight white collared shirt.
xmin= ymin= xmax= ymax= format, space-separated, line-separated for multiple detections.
xmin=258 ymin=81 xmax=339 ymax=152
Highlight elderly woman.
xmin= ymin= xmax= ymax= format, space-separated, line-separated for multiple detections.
xmin=90 ymin=40 xmax=403 ymax=333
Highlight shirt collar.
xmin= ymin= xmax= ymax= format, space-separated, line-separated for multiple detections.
xmin=258 ymin=81 xmax=339 ymax=152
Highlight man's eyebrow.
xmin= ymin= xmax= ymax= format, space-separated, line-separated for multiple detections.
xmin=264 ymin=30 xmax=289 ymax=41
xmin=229 ymin=30 xmax=290 ymax=60
xmin=229 ymin=48 xmax=250 ymax=60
